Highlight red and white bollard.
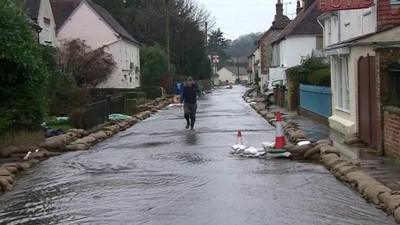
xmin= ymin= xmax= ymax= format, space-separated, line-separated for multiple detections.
xmin=274 ymin=112 xmax=286 ymax=149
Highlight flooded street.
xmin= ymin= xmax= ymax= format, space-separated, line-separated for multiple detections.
xmin=0 ymin=86 xmax=395 ymax=225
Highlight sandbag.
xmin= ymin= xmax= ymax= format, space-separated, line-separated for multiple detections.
xmin=320 ymin=146 xmax=341 ymax=156
xmin=383 ymin=194 xmax=400 ymax=214
xmin=65 ymin=143 xmax=89 ymax=151
xmin=357 ymin=178 xmax=381 ymax=194
xmin=363 ymin=184 xmax=391 ymax=205
xmin=331 ymin=161 xmax=351 ymax=172
xmin=325 ymin=158 xmax=345 ymax=169
xmin=304 ymin=144 xmax=327 ymax=159
xmin=0 ymin=168 xmax=11 ymax=176
xmin=90 ymin=131 xmax=108 ymax=141
xmin=337 ymin=165 xmax=360 ymax=177
xmin=28 ymin=159 xmax=40 ymax=166
xmin=316 ymin=139 xmax=333 ymax=146
xmin=16 ymin=162 xmax=31 ymax=170
xmin=2 ymin=163 xmax=22 ymax=171
xmin=394 ymin=205 xmax=400 ymax=222
xmin=0 ymin=176 xmax=13 ymax=192
xmin=0 ymin=146 xmax=20 ymax=158
xmin=345 ymin=171 xmax=373 ymax=184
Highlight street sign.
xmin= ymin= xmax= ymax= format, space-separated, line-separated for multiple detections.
xmin=319 ymin=0 xmax=374 ymax=12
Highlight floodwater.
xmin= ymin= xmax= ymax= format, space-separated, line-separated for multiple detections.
xmin=0 ymin=86 xmax=395 ymax=225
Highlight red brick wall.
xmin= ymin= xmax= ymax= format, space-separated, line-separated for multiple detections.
xmin=377 ymin=0 xmax=400 ymax=31
xmin=384 ymin=109 xmax=400 ymax=157
xmin=376 ymin=48 xmax=400 ymax=156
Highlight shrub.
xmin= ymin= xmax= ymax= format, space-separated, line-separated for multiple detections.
xmin=140 ymin=45 xmax=171 ymax=86
xmin=287 ymin=57 xmax=331 ymax=87
xmin=57 ymin=39 xmax=116 ymax=88
xmin=0 ymin=0 xmax=49 ymax=134
xmin=139 ymin=86 xmax=162 ymax=99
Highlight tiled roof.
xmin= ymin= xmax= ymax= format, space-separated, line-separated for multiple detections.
xmin=51 ymin=0 xmax=140 ymax=45
xmin=86 ymin=0 xmax=140 ymax=45
xmin=24 ymin=0 xmax=41 ymax=20
xmin=272 ymin=0 xmax=322 ymax=44
xmin=50 ymin=0 xmax=77 ymax=29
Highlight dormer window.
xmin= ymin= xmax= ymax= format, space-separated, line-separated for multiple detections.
xmin=43 ymin=17 xmax=51 ymax=25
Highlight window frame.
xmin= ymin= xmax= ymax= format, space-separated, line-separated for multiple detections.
xmin=334 ymin=55 xmax=350 ymax=112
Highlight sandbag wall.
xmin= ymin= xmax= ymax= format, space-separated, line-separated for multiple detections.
xmin=243 ymin=90 xmax=400 ymax=223
xmin=0 ymin=97 xmax=173 ymax=194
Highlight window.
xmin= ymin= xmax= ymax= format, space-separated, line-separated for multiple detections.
xmin=43 ymin=17 xmax=51 ymax=25
xmin=130 ymin=62 xmax=134 ymax=70
xmin=391 ymin=0 xmax=400 ymax=5
xmin=334 ymin=56 xmax=350 ymax=111
xmin=389 ymin=64 xmax=400 ymax=106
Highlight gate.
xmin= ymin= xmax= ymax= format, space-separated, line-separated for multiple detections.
xmin=358 ymin=55 xmax=377 ymax=148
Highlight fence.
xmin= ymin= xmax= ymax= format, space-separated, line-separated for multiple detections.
xmin=74 ymin=95 xmax=126 ymax=129
xmin=299 ymin=84 xmax=332 ymax=119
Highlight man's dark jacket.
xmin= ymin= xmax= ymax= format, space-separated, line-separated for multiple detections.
xmin=181 ymin=84 xmax=197 ymax=104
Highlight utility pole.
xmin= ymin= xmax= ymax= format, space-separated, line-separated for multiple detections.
xmin=204 ymin=22 xmax=208 ymax=48
xmin=237 ymin=56 xmax=240 ymax=82
xmin=165 ymin=0 xmax=171 ymax=73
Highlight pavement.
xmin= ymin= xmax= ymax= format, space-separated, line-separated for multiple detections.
xmin=0 ymin=86 xmax=396 ymax=225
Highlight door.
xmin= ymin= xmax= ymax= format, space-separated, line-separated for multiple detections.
xmin=358 ymin=55 xmax=377 ymax=148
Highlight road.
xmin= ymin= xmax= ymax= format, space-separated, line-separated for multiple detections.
xmin=0 ymin=86 xmax=395 ymax=225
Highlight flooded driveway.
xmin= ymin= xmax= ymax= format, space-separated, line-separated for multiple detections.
xmin=0 ymin=86 xmax=395 ymax=225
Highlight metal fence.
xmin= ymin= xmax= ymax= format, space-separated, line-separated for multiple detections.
xmin=80 ymin=95 xmax=126 ymax=129
xmin=299 ymin=84 xmax=332 ymax=118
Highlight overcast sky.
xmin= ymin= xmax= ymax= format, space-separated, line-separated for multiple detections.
xmin=195 ymin=0 xmax=297 ymax=40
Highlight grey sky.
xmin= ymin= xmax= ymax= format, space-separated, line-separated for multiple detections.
xmin=196 ymin=0 xmax=297 ymax=40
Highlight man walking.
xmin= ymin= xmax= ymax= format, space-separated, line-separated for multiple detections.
xmin=181 ymin=77 xmax=198 ymax=130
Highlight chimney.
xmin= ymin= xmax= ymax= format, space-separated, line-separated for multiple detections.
xmin=275 ymin=0 xmax=283 ymax=19
xmin=296 ymin=0 xmax=302 ymax=15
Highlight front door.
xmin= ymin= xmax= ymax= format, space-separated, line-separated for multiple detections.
xmin=358 ymin=55 xmax=377 ymax=148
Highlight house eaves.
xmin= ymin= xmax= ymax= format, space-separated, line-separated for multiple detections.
xmin=272 ymin=0 xmax=322 ymax=45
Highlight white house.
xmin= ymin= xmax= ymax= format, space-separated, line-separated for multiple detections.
xmin=318 ymin=1 xmax=378 ymax=141
xmin=216 ymin=66 xmax=248 ymax=84
xmin=270 ymin=1 xmax=323 ymax=82
xmin=25 ymin=0 xmax=58 ymax=46
xmin=55 ymin=0 xmax=141 ymax=89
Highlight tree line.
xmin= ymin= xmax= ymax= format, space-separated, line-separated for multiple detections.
xmin=93 ymin=0 xmax=213 ymax=82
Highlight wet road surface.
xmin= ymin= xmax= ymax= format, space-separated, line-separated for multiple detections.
xmin=0 ymin=86 xmax=395 ymax=225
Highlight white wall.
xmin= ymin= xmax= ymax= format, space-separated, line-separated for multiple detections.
xmin=98 ymin=40 xmax=141 ymax=89
xmin=280 ymin=36 xmax=317 ymax=68
xmin=328 ymin=45 xmax=375 ymax=136
xmin=38 ymin=0 xmax=57 ymax=46
xmin=57 ymin=1 xmax=141 ymax=89
xmin=323 ymin=1 xmax=377 ymax=47
xmin=217 ymin=68 xmax=235 ymax=84
xmin=58 ymin=1 xmax=118 ymax=49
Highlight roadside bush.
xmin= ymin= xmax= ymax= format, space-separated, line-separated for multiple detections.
xmin=287 ymin=57 xmax=331 ymax=87
xmin=0 ymin=0 xmax=49 ymax=134
xmin=139 ymin=86 xmax=162 ymax=99
xmin=140 ymin=45 xmax=172 ymax=86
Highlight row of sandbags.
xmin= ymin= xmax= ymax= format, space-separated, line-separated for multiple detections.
xmin=245 ymin=101 xmax=400 ymax=223
xmin=0 ymin=97 xmax=173 ymax=194
xmin=0 ymin=150 xmax=62 ymax=192
xmin=282 ymin=123 xmax=400 ymax=223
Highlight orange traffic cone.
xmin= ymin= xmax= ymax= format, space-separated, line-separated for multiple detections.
xmin=236 ymin=130 xmax=243 ymax=145
xmin=274 ymin=112 xmax=286 ymax=149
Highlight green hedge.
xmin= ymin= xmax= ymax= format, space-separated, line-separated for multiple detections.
xmin=139 ymin=86 xmax=162 ymax=99
xmin=287 ymin=57 xmax=331 ymax=87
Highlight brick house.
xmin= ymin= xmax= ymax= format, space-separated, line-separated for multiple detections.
xmin=256 ymin=0 xmax=291 ymax=85
xmin=318 ymin=0 xmax=400 ymax=157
